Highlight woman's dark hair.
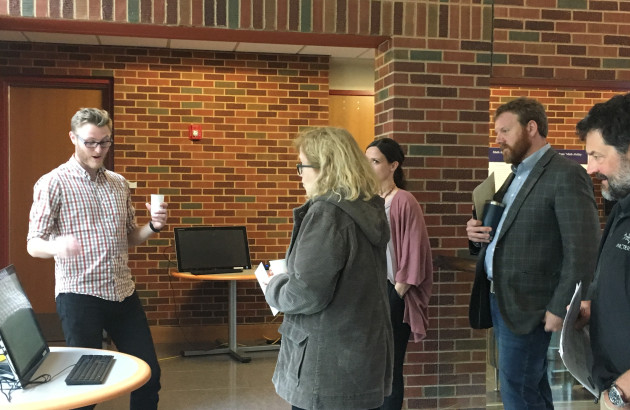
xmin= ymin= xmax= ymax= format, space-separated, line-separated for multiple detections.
xmin=367 ymin=137 xmax=406 ymax=189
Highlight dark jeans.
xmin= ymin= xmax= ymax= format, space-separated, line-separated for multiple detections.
xmin=490 ymin=293 xmax=553 ymax=410
xmin=56 ymin=291 xmax=161 ymax=410
xmin=380 ymin=280 xmax=411 ymax=410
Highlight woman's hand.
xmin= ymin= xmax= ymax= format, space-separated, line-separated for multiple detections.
xmin=261 ymin=268 xmax=276 ymax=286
xmin=394 ymin=282 xmax=410 ymax=298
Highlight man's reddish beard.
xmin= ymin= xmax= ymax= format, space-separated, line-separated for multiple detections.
xmin=501 ymin=127 xmax=531 ymax=165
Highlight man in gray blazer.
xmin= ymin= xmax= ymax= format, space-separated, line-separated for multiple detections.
xmin=466 ymin=97 xmax=600 ymax=409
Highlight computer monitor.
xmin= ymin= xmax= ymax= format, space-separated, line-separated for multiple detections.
xmin=174 ymin=226 xmax=252 ymax=274
xmin=0 ymin=265 xmax=50 ymax=387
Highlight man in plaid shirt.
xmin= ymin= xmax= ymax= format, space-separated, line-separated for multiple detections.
xmin=27 ymin=108 xmax=167 ymax=410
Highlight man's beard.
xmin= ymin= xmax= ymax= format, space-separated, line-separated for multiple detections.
xmin=501 ymin=127 xmax=531 ymax=165
xmin=600 ymin=156 xmax=630 ymax=201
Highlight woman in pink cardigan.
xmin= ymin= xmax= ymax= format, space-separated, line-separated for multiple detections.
xmin=366 ymin=138 xmax=433 ymax=410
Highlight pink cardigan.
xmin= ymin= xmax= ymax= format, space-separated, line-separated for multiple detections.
xmin=390 ymin=190 xmax=433 ymax=342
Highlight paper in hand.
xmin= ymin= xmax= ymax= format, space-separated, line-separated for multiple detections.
xmin=254 ymin=262 xmax=279 ymax=316
xmin=473 ymin=172 xmax=496 ymax=221
xmin=559 ymin=282 xmax=597 ymax=398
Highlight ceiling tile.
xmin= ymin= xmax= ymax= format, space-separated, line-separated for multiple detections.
xmin=236 ymin=42 xmax=303 ymax=54
xmin=24 ymin=32 xmax=99 ymax=45
xmin=356 ymin=48 xmax=376 ymax=59
xmin=99 ymin=36 xmax=168 ymax=48
xmin=1 ymin=30 xmax=375 ymax=61
xmin=301 ymin=45 xmax=371 ymax=58
xmin=0 ymin=30 xmax=28 ymax=42
xmin=170 ymin=39 xmax=237 ymax=51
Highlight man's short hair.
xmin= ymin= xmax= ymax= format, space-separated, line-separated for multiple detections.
xmin=495 ymin=97 xmax=548 ymax=138
xmin=576 ymin=92 xmax=630 ymax=155
xmin=70 ymin=108 xmax=112 ymax=134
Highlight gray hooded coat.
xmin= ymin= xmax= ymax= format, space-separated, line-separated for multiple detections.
xmin=266 ymin=193 xmax=394 ymax=410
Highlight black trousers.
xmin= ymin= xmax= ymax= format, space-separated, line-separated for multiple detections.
xmin=381 ymin=281 xmax=412 ymax=410
xmin=57 ymin=291 xmax=161 ymax=410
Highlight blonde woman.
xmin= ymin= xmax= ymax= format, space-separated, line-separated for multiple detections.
xmin=265 ymin=127 xmax=394 ymax=410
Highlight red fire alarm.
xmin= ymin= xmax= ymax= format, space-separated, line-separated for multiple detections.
xmin=188 ymin=124 xmax=202 ymax=140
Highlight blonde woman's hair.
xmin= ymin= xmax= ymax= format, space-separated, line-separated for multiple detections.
xmin=294 ymin=127 xmax=380 ymax=201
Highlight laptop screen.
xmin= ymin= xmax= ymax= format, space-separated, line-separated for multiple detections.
xmin=0 ymin=265 xmax=50 ymax=387
xmin=174 ymin=226 xmax=252 ymax=274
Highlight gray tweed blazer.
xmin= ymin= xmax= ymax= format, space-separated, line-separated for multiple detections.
xmin=470 ymin=148 xmax=601 ymax=334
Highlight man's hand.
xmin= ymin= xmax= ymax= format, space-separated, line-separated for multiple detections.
xmin=574 ymin=300 xmax=591 ymax=330
xmin=55 ymin=235 xmax=81 ymax=257
xmin=466 ymin=217 xmax=493 ymax=243
xmin=28 ymin=235 xmax=82 ymax=258
xmin=602 ymin=369 xmax=630 ymax=409
xmin=602 ymin=389 xmax=613 ymax=410
xmin=144 ymin=202 xmax=168 ymax=231
xmin=542 ymin=311 xmax=563 ymax=332
xmin=602 ymin=388 xmax=626 ymax=410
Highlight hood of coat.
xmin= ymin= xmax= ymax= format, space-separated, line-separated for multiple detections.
xmin=311 ymin=193 xmax=390 ymax=248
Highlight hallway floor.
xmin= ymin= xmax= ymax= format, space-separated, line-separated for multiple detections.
xmin=91 ymin=341 xmax=601 ymax=410
xmin=97 ymin=342 xmax=288 ymax=410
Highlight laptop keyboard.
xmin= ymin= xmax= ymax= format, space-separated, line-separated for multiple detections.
xmin=65 ymin=354 xmax=114 ymax=385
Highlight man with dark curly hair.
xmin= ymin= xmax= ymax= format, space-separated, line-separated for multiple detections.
xmin=576 ymin=93 xmax=630 ymax=410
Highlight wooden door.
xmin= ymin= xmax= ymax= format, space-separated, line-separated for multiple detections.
xmin=329 ymin=94 xmax=375 ymax=151
xmin=1 ymin=77 xmax=112 ymax=339
xmin=9 ymin=87 xmax=103 ymax=312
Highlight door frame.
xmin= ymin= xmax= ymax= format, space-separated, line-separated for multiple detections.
xmin=0 ymin=76 xmax=114 ymax=267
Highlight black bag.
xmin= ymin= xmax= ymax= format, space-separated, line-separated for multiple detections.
xmin=469 ymin=266 xmax=493 ymax=329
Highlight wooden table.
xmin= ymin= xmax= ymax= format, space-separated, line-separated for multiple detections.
xmin=172 ymin=269 xmax=280 ymax=363
xmin=1 ymin=346 xmax=150 ymax=409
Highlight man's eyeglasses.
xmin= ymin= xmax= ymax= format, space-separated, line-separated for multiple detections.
xmin=296 ymin=163 xmax=317 ymax=176
xmin=75 ymin=134 xmax=113 ymax=149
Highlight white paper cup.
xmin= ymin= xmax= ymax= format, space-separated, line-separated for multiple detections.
xmin=151 ymin=194 xmax=164 ymax=213
xmin=269 ymin=259 xmax=287 ymax=274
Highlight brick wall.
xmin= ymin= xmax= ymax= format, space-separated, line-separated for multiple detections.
xmin=492 ymin=1 xmax=630 ymax=82
xmin=4 ymin=1 xmax=630 ymax=409
xmin=373 ymin=2 xmax=493 ymax=407
xmin=1 ymin=0 xmax=416 ymax=34
xmin=0 ymin=41 xmax=328 ymax=329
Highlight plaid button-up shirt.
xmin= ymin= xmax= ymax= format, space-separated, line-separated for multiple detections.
xmin=28 ymin=156 xmax=137 ymax=302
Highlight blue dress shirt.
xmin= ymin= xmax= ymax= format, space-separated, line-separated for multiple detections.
xmin=485 ymin=144 xmax=551 ymax=280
